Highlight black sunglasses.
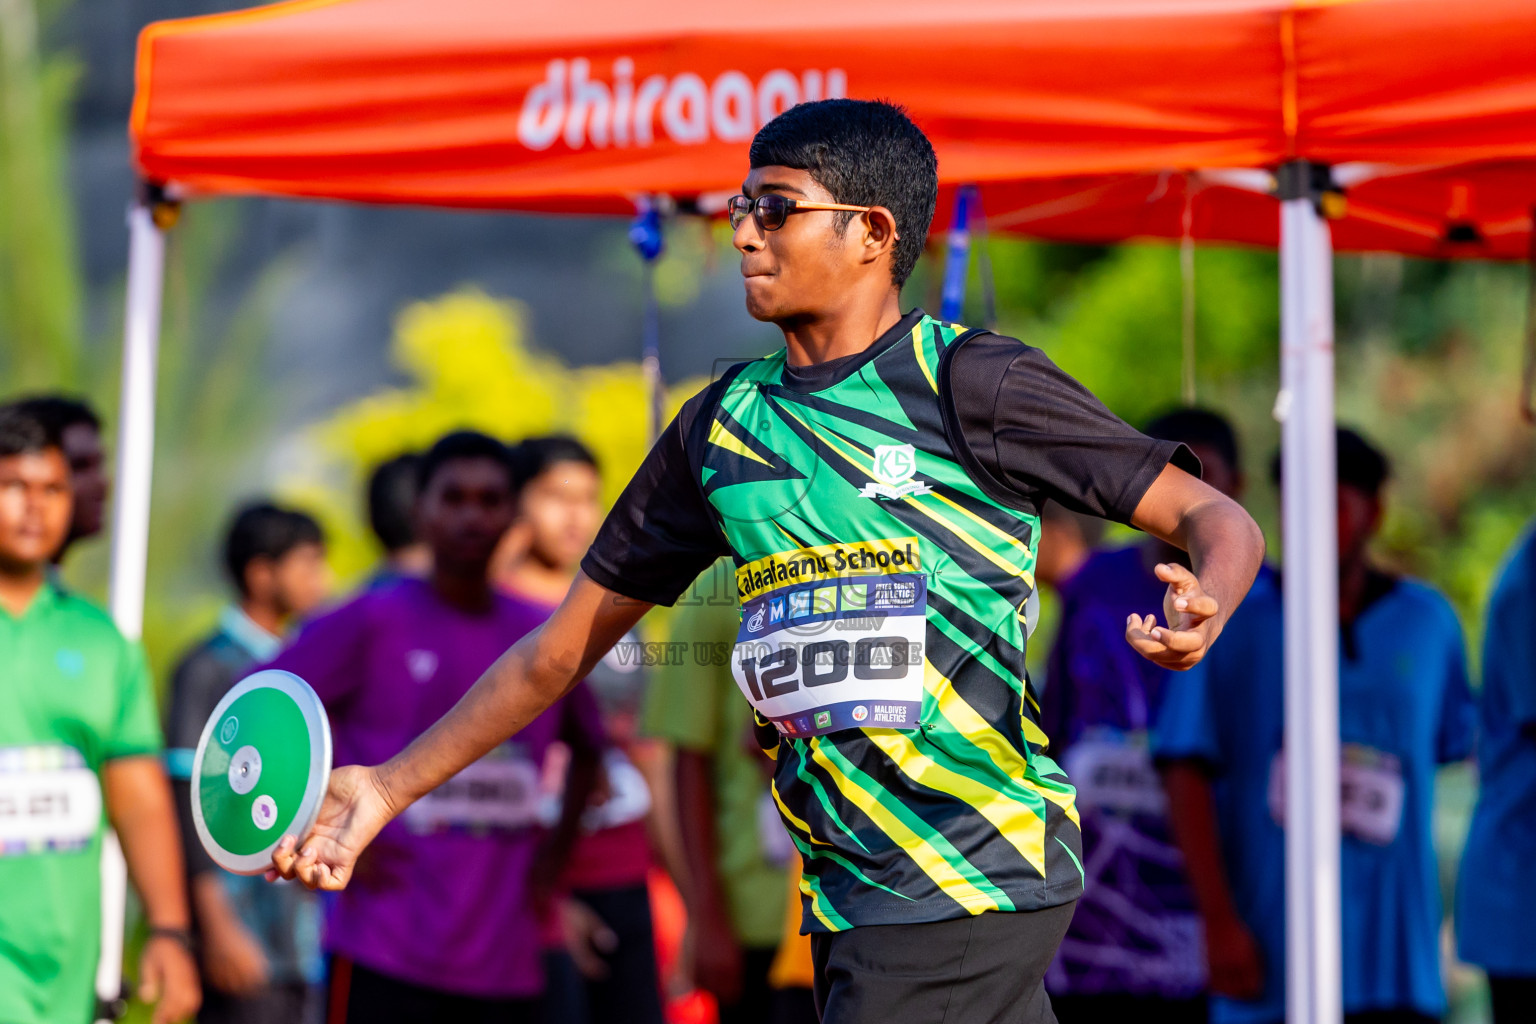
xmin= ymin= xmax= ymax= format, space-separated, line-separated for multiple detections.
xmin=728 ymin=193 xmax=874 ymax=232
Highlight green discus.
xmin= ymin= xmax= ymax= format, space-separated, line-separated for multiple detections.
xmin=191 ymin=670 xmax=331 ymax=875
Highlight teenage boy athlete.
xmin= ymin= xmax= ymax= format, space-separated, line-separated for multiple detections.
xmin=272 ymin=99 xmax=1265 ymax=1023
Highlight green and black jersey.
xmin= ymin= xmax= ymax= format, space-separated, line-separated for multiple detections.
xmin=584 ymin=309 xmax=1194 ymax=931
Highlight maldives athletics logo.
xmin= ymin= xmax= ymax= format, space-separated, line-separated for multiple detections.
xmin=517 ymin=59 xmax=848 ymax=152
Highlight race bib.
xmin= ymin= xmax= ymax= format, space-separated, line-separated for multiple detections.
xmin=1062 ymin=733 xmax=1166 ymax=816
xmin=403 ymin=747 xmax=542 ymax=835
xmin=1267 ymin=745 xmax=1405 ymax=845
xmin=0 ymin=745 xmax=101 ymax=856
xmin=578 ymin=749 xmax=652 ymax=832
xmin=1339 ymin=746 xmax=1405 ymax=845
xmin=733 ymin=540 xmax=926 ymax=739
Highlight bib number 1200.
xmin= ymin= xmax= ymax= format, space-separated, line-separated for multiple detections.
xmin=738 ymin=637 xmax=912 ymax=701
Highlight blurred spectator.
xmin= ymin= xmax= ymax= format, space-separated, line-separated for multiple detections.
xmin=498 ymin=435 xmax=666 ymax=1024
xmin=11 ymin=394 xmax=107 ymax=564
xmin=262 ymin=431 xmax=602 ymax=1023
xmin=1040 ymin=408 xmax=1240 ymax=1022
xmin=365 ymin=452 xmax=429 ymax=585
xmin=1155 ymin=427 xmax=1475 ymax=1024
xmin=1034 ymin=501 xmax=1106 ymax=591
xmin=1456 ymin=524 xmax=1536 ymax=1023
xmin=0 ymin=404 xmax=200 ymax=1024
xmin=163 ymin=502 xmax=330 ymax=1024
xmin=642 ymin=559 xmax=817 ymax=1024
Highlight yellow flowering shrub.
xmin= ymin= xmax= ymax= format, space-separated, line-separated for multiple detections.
xmin=282 ymin=288 xmax=709 ymax=585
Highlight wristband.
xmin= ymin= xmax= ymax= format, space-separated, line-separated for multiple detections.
xmin=148 ymin=926 xmax=195 ymax=953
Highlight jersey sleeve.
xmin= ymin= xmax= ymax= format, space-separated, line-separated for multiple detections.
xmin=1152 ymin=658 xmax=1224 ymax=770
xmin=104 ymin=640 xmax=163 ymax=761
xmin=260 ymin=597 xmax=371 ymax=707
xmin=948 ymin=335 xmax=1200 ymax=523
xmin=581 ymin=390 xmax=731 ymax=606
xmin=642 ymin=570 xmax=737 ymax=753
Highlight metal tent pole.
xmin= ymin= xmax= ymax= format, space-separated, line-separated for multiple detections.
xmin=97 ymin=189 xmax=173 ymax=1021
xmin=1277 ymin=160 xmax=1343 ymax=1024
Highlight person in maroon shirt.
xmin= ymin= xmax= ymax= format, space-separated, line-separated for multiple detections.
xmin=496 ymin=436 xmax=666 ymax=1024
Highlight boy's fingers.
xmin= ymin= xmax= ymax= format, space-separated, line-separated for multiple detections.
xmin=292 ymin=843 xmax=322 ymax=888
xmin=1150 ymin=627 xmax=1204 ymax=653
xmin=1125 ymin=616 xmax=1168 ymax=656
xmin=1155 ymin=562 xmax=1197 ymax=586
xmin=1175 ymin=594 xmax=1220 ymax=620
xmin=270 ymin=836 xmax=297 ymax=879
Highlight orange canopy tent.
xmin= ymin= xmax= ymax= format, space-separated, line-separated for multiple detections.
xmin=111 ymin=3 xmax=1536 ymax=1022
xmin=131 ymin=0 xmax=1536 ymax=255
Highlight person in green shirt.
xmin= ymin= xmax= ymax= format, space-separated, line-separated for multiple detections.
xmin=0 ymin=405 xmax=201 ymax=1024
xmin=643 ymin=560 xmax=814 ymax=1024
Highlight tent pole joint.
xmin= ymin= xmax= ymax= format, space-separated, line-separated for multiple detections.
xmin=1275 ymin=161 xmax=1344 ymax=220
xmin=136 ymin=179 xmax=182 ymax=232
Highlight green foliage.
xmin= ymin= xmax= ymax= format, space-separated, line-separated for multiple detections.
xmin=0 ymin=0 xmax=83 ymax=387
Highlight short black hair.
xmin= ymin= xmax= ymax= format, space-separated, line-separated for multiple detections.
xmin=417 ymin=431 xmax=516 ymax=493
xmin=1144 ymin=407 xmax=1240 ymax=473
xmin=1270 ymin=426 xmax=1390 ymax=496
xmin=0 ymin=405 xmax=55 ymax=459
xmin=509 ymin=435 xmax=598 ymax=490
xmin=11 ymin=395 xmax=101 ymax=446
xmin=367 ymin=453 xmax=422 ymax=553
xmin=749 ymin=99 xmax=938 ymax=288
xmin=223 ymin=503 xmax=324 ymax=596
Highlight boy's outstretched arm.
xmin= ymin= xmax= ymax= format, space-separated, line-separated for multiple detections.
xmin=271 ymin=573 xmax=650 ymax=890
xmin=1126 ymin=464 xmax=1265 ymax=670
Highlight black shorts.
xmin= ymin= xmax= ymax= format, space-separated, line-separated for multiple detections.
xmin=325 ymin=958 xmax=541 ymax=1024
xmin=810 ymin=901 xmax=1076 ymax=1024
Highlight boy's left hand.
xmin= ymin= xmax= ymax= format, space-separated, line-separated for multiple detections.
xmin=1125 ymin=562 xmax=1222 ymax=670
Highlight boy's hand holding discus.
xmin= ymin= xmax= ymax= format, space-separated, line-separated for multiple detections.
xmin=270 ymin=578 xmax=647 ymax=890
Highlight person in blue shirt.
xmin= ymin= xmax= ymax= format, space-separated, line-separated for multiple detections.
xmin=1154 ymin=428 xmax=1475 ymax=1024
xmin=1041 ymin=408 xmax=1245 ymax=1024
xmin=1457 ymin=525 xmax=1536 ymax=1023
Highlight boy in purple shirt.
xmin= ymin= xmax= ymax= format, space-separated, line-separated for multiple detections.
xmin=1041 ymin=409 xmax=1243 ymax=1023
xmin=264 ymin=432 xmax=602 ymax=1023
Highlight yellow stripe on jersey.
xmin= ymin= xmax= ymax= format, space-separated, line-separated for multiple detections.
xmin=864 ymin=730 xmax=1048 ymax=876
xmin=925 ymin=661 xmax=1080 ymax=828
xmin=913 ymin=324 xmax=939 ymax=394
xmin=708 ymin=417 xmax=771 ymax=466
xmin=771 ymin=781 xmax=831 ymax=845
xmin=808 ymin=743 xmax=1004 ymax=913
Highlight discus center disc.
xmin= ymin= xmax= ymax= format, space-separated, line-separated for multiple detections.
xmin=227 ymin=745 xmax=262 ymax=795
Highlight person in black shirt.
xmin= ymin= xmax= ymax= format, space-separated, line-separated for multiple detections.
xmin=166 ymin=503 xmax=330 ymax=1024
xmin=273 ymin=99 xmax=1266 ymax=1024
xmin=365 ymin=452 xmax=429 ymax=586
